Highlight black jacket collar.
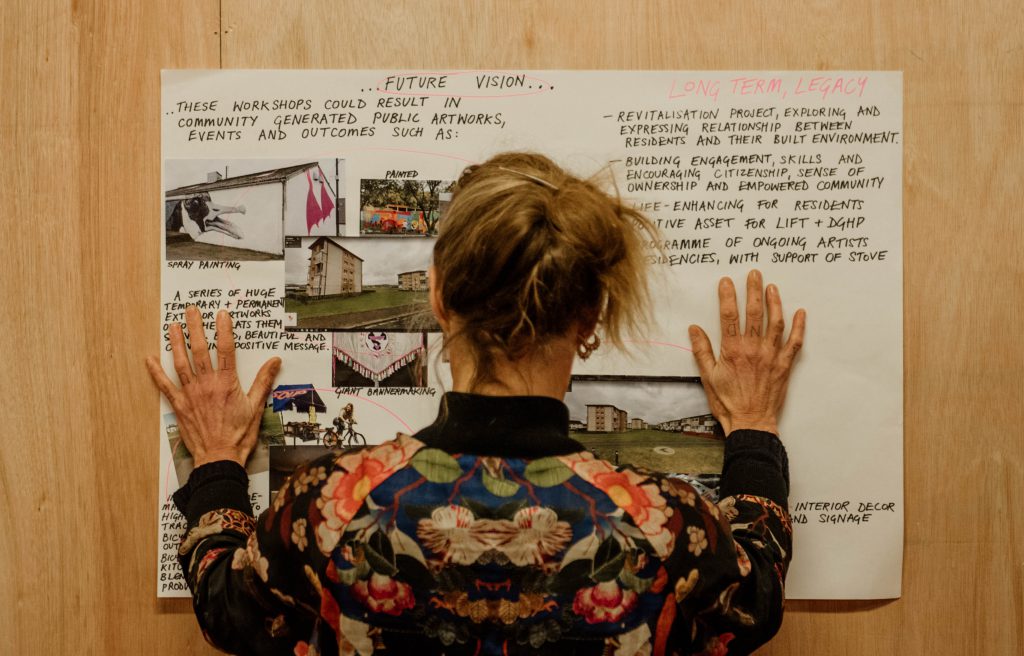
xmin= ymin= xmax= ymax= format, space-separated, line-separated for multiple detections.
xmin=414 ymin=392 xmax=584 ymax=458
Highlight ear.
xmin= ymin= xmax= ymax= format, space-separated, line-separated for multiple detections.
xmin=428 ymin=265 xmax=450 ymax=333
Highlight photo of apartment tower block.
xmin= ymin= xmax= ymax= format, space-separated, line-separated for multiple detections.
xmin=306 ymin=237 xmax=363 ymax=297
xmin=566 ymin=376 xmax=724 ymax=475
xmin=397 ymin=270 xmax=428 ymax=291
xmin=284 ymin=237 xmax=438 ymax=331
xmin=587 ymin=404 xmax=628 ymax=432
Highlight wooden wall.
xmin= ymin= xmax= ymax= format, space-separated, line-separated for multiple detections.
xmin=1 ymin=1 xmax=1021 ymax=652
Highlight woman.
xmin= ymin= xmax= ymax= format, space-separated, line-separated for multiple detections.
xmin=334 ymin=403 xmax=356 ymax=434
xmin=147 ymin=152 xmax=805 ymax=656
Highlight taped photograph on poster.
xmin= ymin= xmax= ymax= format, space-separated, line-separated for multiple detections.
xmin=359 ymin=178 xmax=454 ymax=236
xmin=565 ymin=375 xmax=724 ymax=494
xmin=269 ymin=382 xmax=437 ymax=448
xmin=267 ymin=382 xmax=439 ymax=496
xmin=283 ymin=236 xmax=439 ymax=331
xmin=285 ymin=160 xmax=346 ymax=237
xmin=332 ymin=331 xmax=428 ymax=387
xmin=269 ymin=384 xmax=363 ymax=450
xmin=164 ymin=158 xmax=345 ymax=260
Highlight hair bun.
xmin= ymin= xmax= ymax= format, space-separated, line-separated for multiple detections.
xmin=434 ymin=152 xmax=660 ymax=389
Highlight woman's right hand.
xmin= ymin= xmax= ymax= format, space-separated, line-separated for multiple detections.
xmin=688 ymin=270 xmax=806 ymax=436
xmin=145 ymin=306 xmax=281 ymax=467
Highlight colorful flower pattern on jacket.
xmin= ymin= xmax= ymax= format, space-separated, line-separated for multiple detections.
xmin=179 ymin=434 xmax=791 ymax=655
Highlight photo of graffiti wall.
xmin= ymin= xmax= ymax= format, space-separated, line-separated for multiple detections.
xmin=164 ymin=158 xmax=344 ymax=260
xmin=564 ymin=376 xmax=724 ymax=476
xmin=359 ymin=178 xmax=454 ymax=236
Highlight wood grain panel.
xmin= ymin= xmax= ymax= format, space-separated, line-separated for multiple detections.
xmin=0 ymin=2 xmax=86 ymax=650
xmin=1 ymin=0 xmax=1020 ymax=653
xmin=0 ymin=0 xmax=221 ymax=653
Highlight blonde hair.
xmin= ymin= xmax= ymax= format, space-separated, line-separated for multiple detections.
xmin=433 ymin=152 xmax=659 ymax=389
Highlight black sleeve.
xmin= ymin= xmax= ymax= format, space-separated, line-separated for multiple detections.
xmin=719 ymin=429 xmax=789 ymax=509
xmin=663 ymin=429 xmax=792 ymax=655
xmin=172 ymin=460 xmax=252 ymax=522
xmin=171 ymin=460 xmax=319 ymax=655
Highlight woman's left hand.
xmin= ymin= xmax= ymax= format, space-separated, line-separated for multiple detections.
xmin=146 ymin=306 xmax=281 ymax=467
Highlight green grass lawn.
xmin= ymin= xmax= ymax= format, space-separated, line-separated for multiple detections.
xmin=571 ymin=429 xmax=724 ymax=474
xmin=287 ymin=286 xmax=429 ymax=318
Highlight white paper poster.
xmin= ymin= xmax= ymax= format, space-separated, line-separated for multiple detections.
xmin=159 ymin=70 xmax=903 ymax=599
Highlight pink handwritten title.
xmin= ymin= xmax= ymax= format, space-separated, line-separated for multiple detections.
xmin=669 ymin=75 xmax=869 ymax=102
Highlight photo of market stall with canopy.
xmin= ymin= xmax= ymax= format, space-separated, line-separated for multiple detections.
xmin=272 ymin=383 xmax=329 ymax=446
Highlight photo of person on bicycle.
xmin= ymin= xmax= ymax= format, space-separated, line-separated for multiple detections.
xmin=324 ymin=402 xmax=365 ymax=449
xmin=334 ymin=403 xmax=355 ymax=435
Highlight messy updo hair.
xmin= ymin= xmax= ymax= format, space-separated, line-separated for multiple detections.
xmin=433 ymin=152 xmax=660 ymax=390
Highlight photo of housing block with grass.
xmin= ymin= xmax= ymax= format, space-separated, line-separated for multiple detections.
xmin=284 ymin=236 xmax=439 ymax=331
xmin=565 ymin=376 xmax=724 ymax=479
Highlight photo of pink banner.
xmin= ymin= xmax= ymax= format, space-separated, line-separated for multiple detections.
xmin=332 ymin=332 xmax=425 ymax=383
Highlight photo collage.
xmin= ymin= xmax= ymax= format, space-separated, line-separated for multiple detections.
xmin=164 ymin=159 xmax=721 ymax=499
xmin=164 ymin=158 xmax=450 ymax=490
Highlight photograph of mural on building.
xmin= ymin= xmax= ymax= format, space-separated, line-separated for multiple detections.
xmin=284 ymin=159 xmax=345 ymax=237
xmin=284 ymin=236 xmax=438 ymax=330
xmin=163 ymin=158 xmax=343 ymax=260
xmin=359 ymin=178 xmax=453 ymax=236
xmin=564 ymin=376 xmax=724 ymax=475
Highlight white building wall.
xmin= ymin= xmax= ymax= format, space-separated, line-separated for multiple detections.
xmin=175 ymin=183 xmax=283 ymax=255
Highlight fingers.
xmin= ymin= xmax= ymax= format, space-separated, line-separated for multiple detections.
xmin=688 ymin=324 xmax=728 ymax=430
xmin=169 ymin=322 xmax=194 ymax=386
xmin=247 ymin=357 xmax=282 ymax=409
xmin=718 ymin=277 xmax=740 ymax=341
xmin=688 ymin=325 xmax=717 ymax=377
xmin=765 ymin=284 xmax=785 ymax=346
xmin=780 ymin=309 xmax=807 ymax=366
xmin=145 ymin=356 xmax=180 ymax=402
xmin=744 ymin=270 xmax=764 ymax=337
xmin=186 ymin=306 xmax=213 ymax=375
xmin=215 ymin=310 xmax=236 ymax=372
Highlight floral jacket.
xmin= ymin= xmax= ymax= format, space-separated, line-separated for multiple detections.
xmin=173 ymin=393 xmax=791 ymax=656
